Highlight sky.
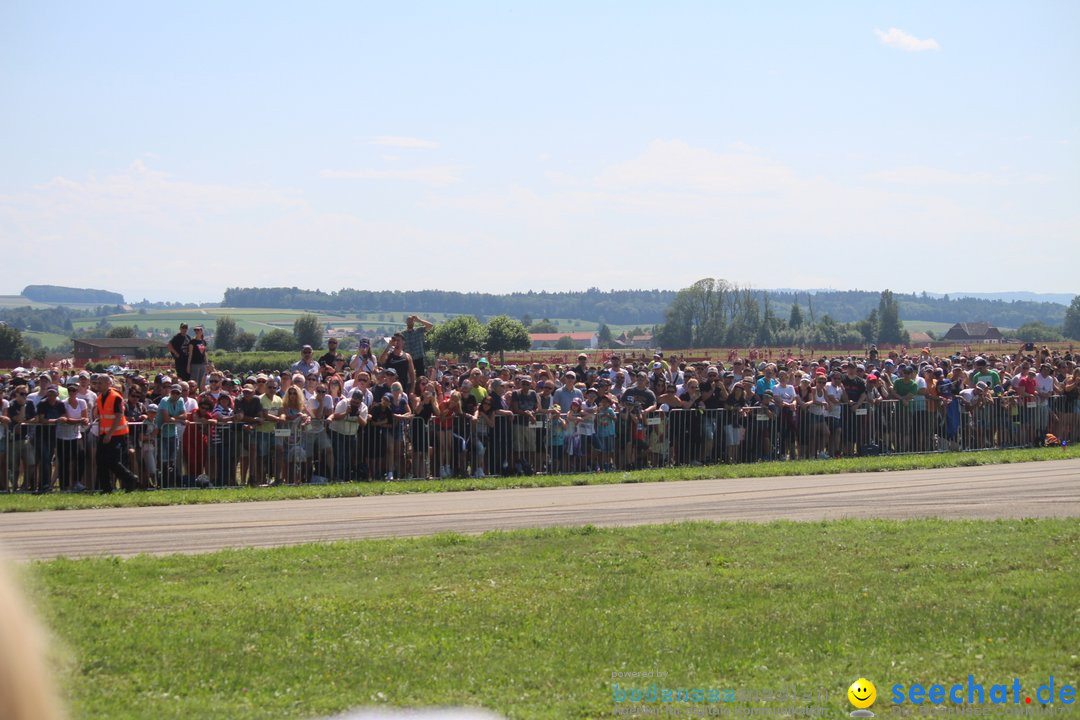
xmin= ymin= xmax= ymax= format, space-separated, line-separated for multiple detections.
xmin=1 ymin=1 xmax=1077 ymax=303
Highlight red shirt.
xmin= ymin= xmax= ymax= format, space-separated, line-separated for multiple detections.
xmin=1016 ymin=375 xmax=1036 ymax=396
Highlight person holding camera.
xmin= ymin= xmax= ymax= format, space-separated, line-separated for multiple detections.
xmin=330 ymin=389 xmax=368 ymax=482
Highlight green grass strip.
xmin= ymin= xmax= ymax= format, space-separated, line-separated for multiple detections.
xmin=30 ymin=519 xmax=1080 ymax=720
xmin=3 ymin=445 xmax=1078 ymax=513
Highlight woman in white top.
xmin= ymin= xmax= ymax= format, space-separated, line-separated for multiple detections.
xmin=823 ymin=372 xmax=848 ymax=458
xmin=56 ymin=382 xmax=89 ymax=491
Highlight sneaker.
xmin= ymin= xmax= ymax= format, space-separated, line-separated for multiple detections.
xmin=474 ymin=468 xmax=485 ymax=478
xmin=440 ymin=465 xmax=450 ymax=479
xmin=71 ymin=482 xmax=87 ymax=493
xmin=817 ymin=451 xmax=831 ymax=460
xmin=385 ymin=471 xmax=394 ymax=481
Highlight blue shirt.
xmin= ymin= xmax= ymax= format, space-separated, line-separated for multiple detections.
xmin=291 ymin=358 xmax=320 ymax=377
xmin=754 ymin=377 xmax=777 ymax=397
xmin=156 ymin=396 xmax=186 ymax=438
xmin=552 ymin=387 xmax=583 ymax=414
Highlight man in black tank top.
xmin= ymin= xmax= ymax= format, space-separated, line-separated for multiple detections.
xmin=380 ymin=333 xmax=415 ymax=393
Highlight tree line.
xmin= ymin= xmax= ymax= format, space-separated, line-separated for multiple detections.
xmin=21 ymin=285 xmax=125 ymax=304
xmin=222 ymin=286 xmax=1067 ymax=329
xmin=653 ymin=280 xmax=913 ymax=349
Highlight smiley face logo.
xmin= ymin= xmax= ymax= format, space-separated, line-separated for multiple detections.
xmin=848 ymin=678 xmax=877 ymax=711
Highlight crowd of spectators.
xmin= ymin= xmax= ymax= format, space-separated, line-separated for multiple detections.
xmin=1 ymin=318 xmax=1077 ymax=493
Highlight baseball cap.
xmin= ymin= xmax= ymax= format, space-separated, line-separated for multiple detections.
xmin=350 ymin=390 xmax=364 ymax=401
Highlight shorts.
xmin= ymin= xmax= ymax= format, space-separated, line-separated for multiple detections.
xmin=513 ymin=424 xmax=537 ymax=452
xmin=287 ymin=443 xmax=307 ymax=463
xmin=724 ymin=425 xmax=745 ymax=445
xmin=593 ymin=435 xmax=614 ymax=453
xmin=303 ymin=430 xmax=332 ymax=453
xmin=255 ymin=432 xmax=274 ymax=457
xmin=159 ymin=435 xmax=179 ymax=465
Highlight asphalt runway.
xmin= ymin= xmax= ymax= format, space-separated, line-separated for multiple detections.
xmin=2 ymin=458 xmax=1078 ymax=560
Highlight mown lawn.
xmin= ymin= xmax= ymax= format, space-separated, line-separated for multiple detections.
xmin=3 ymin=445 xmax=1078 ymax=513
xmin=30 ymin=520 xmax=1080 ymax=720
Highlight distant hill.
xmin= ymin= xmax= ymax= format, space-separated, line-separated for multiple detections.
xmin=922 ymin=291 xmax=1074 ymax=306
xmin=22 ymin=285 xmax=124 ymax=305
xmin=222 ymin=286 xmax=1071 ymax=329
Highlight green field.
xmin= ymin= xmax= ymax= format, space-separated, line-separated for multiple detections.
xmin=0 ymin=295 xmax=112 ymax=310
xmin=902 ymin=320 xmax=955 ymax=335
xmin=0 ymin=294 xmax=56 ymax=309
xmin=31 ymin=519 xmax=1080 ymax=719
xmin=22 ymin=330 xmax=73 ymax=348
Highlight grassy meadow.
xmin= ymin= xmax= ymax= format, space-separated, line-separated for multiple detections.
xmin=28 ymin=519 xmax=1080 ymax=719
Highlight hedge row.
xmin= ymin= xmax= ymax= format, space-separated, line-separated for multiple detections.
xmin=207 ymin=351 xmax=303 ymax=375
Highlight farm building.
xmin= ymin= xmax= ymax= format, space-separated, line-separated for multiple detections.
xmin=74 ymin=338 xmax=168 ymax=363
xmin=528 ymin=332 xmax=598 ymax=350
xmin=942 ymin=322 xmax=1004 ymax=343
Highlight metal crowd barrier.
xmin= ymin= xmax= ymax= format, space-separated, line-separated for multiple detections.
xmin=0 ymin=395 xmax=1074 ymax=493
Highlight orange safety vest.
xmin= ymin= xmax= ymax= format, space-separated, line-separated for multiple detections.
xmin=97 ymin=388 xmax=129 ymax=437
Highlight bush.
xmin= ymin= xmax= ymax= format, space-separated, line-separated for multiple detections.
xmin=209 ymin=351 xmax=302 ymax=375
xmin=258 ymin=328 xmax=297 ymax=352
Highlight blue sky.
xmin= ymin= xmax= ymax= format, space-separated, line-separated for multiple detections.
xmin=1 ymin=1 xmax=1077 ymax=302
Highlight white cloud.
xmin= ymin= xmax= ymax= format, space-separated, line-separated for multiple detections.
xmin=367 ymin=135 xmax=439 ymax=149
xmin=867 ymin=166 xmax=1000 ymax=186
xmin=875 ymin=27 xmax=940 ymax=52
xmin=867 ymin=165 xmax=1051 ymax=186
xmin=320 ymin=166 xmax=463 ymax=187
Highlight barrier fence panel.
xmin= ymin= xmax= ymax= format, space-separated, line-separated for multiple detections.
xmin=1 ymin=394 xmax=1073 ymax=493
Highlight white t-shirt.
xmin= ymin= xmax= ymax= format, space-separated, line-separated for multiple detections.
xmin=305 ymin=395 xmax=334 ymax=432
xmin=350 ymin=355 xmax=377 ymax=373
xmin=773 ymin=384 xmax=796 ymax=405
xmin=330 ymin=398 xmax=368 ymax=436
xmin=824 ymin=383 xmax=844 ymax=418
xmin=57 ymin=398 xmax=88 ymax=441
xmin=76 ymin=389 xmax=98 ymax=418
xmin=1035 ymin=375 xmax=1055 ymax=405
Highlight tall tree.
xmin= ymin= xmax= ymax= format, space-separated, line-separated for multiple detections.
xmin=292 ymin=313 xmax=323 ymax=348
xmin=655 ymin=278 xmax=731 ymax=348
xmin=528 ymin=318 xmax=559 ymax=333
xmin=1064 ymin=295 xmax=1080 ymax=340
xmin=788 ymin=303 xmax=803 ymax=330
xmin=597 ymin=323 xmax=613 ymax=347
xmin=214 ymin=315 xmax=238 ymax=351
xmin=259 ymin=328 xmax=297 ymax=352
xmin=877 ymin=290 xmax=906 ymax=345
xmin=856 ymin=309 xmax=879 ymax=344
xmin=235 ymin=331 xmax=257 ymax=352
xmin=484 ymin=315 xmax=531 ymax=362
xmin=106 ymin=326 xmax=136 ymax=338
xmin=428 ymin=315 xmax=485 ymax=359
xmin=0 ymin=325 xmax=28 ymax=361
